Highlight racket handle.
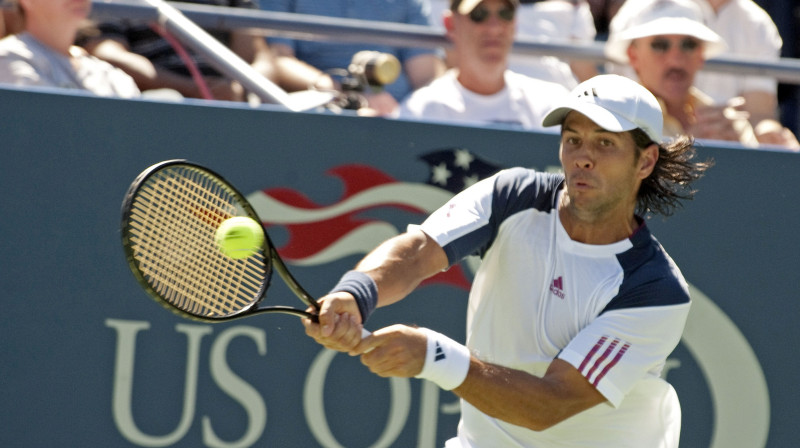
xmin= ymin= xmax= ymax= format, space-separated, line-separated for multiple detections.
xmin=360 ymin=327 xmax=374 ymax=353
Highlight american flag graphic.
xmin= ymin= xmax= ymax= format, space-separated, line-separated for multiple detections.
xmin=419 ymin=148 xmax=503 ymax=193
xmin=578 ymin=336 xmax=631 ymax=387
xmin=245 ymin=149 xmax=502 ymax=290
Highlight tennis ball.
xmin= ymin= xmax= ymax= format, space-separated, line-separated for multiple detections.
xmin=215 ymin=216 xmax=265 ymax=259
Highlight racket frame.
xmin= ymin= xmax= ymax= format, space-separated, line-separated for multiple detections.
xmin=121 ymin=159 xmax=320 ymax=323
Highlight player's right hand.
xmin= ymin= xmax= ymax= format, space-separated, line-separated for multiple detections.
xmin=302 ymin=292 xmax=364 ymax=352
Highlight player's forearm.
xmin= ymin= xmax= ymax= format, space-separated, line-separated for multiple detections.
xmin=453 ymin=358 xmax=605 ymax=431
xmin=355 ymin=229 xmax=448 ymax=308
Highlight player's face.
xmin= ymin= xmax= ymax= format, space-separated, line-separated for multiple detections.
xmin=448 ymin=0 xmax=516 ymax=67
xmin=627 ymin=34 xmax=705 ymax=105
xmin=559 ymin=112 xmax=656 ymax=221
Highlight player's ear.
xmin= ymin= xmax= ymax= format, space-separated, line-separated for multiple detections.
xmin=638 ymin=143 xmax=659 ymax=180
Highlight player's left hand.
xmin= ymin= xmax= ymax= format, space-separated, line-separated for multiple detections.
xmin=351 ymin=324 xmax=427 ymax=378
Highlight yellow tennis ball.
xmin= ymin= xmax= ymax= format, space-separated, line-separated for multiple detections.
xmin=215 ymin=216 xmax=265 ymax=259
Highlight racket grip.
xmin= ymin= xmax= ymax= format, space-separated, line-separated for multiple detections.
xmin=360 ymin=327 xmax=374 ymax=353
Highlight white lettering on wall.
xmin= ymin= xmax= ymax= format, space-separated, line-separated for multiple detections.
xmin=106 ymin=320 xmax=210 ymax=446
xmin=203 ymin=326 xmax=267 ymax=448
xmin=106 ymin=320 xmax=268 ymax=447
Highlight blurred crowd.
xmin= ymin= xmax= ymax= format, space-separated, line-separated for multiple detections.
xmin=0 ymin=0 xmax=798 ymax=150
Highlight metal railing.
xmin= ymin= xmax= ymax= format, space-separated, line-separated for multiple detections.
xmin=89 ymin=0 xmax=800 ymax=86
xmin=137 ymin=0 xmax=295 ymax=106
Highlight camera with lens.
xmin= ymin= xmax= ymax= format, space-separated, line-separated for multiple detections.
xmin=333 ymin=51 xmax=401 ymax=110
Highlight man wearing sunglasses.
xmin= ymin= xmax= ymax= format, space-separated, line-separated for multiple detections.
xmin=605 ymin=0 xmax=799 ymax=149
xmin=396 ymin=0 xmax=569 ymax=130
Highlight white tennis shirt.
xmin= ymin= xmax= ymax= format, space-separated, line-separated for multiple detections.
xmin=420 ymin=168 xmax=690 ymax=448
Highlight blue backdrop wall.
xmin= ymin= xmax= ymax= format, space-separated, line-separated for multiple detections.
xmin=1 ymin=86 xmax=797 ymax=447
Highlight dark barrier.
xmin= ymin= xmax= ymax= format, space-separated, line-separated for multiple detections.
xmin=1 ymin=86 xmax=797 ymax=447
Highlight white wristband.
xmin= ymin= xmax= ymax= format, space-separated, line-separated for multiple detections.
xmin=414 ymin=328 xmax=471 ymax=390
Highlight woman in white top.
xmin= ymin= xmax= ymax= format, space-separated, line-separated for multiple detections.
xmin=0 ymin=0 xmax=140 ymax=98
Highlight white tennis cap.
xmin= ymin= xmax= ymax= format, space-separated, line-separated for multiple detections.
xmin=542 ymin=74 xmax=664 ymax=143
xmin=605 ymin=0 xmax=726 ymax=63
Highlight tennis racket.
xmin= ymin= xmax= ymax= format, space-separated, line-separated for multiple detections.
xmin=121 ymin=159 xmax=362 ymax=328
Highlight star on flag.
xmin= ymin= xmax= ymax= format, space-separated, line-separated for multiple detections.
xmin=419 ymin=148 xmax=504 ymax=193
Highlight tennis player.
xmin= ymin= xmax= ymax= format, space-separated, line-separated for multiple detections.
xmin=304 ymin=74 xmax=711 ymax=447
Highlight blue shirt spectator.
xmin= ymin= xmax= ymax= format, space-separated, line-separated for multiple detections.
xmin=262 ymin=0 xmax=444 ymax=103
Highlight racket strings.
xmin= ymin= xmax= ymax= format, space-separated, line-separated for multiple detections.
xmin=127 ymin=165 xmax=268 ymax=317
xmin=157 ymin=169 xmax=260 ymax=314
xmin=133 ymin=176 xmax=238 ymax=314
xmin=145 ymin=175 xmax=228 ymax=313
xmin=137 ymin=172 xmax=257 ymax=315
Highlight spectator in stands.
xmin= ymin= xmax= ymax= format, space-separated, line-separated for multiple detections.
xmin=761 ymin=0 xmax=800 ymax=138
xmin=82 ymin=0 xmax=282 ymax=101
xmin=429 ymin=0 xmax=597 ymax=89
xmin=396 ymin=0 xmax=570 ymax=130
xmin=510 ymin=0 xmax=598 ymax=88
xmin=1 ymin=0 xmax=24 ymax=37
xmin=0 ymin=0 xmax=140 ymax=97
xmin=584 ymin=0 xmax=624 ymax=39
xmin=608 ymin=0 xmax=798 ymax=149
xmin=261 ymin=0 xmax=446 ymax=116
xmin=692 ymin=0 xmax=790 ymax=146
xmin=605 ymin=0 xmax=799 ymax=149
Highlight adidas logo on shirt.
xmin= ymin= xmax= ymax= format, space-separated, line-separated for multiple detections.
xmin=549 ymin=276 xmax=565 ymax=299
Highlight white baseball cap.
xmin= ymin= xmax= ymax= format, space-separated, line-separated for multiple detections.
xmin=542 ymin=74 xmax=664 ymax=143
xmin=605 ymin=0 xmax=726 ymax=63
xmin=451 ymin=0 xmax=519 ymax=15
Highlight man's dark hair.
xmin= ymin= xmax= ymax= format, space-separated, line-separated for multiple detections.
xmin=631 ymin=128 xmax=713 ymax=217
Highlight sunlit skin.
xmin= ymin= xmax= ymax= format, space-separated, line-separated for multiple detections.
xmin=444 ymin=0 xmax=516 ymax=95
xmin=626 ymin=33 xmax=770 ymax=144
xmin=19 ymin=0 xmax=91 ymax=55
xmin=558 ymin=112 xmax=658 ymax=244
xmin=626 ymin=34 xmax=706 ymax=132
xmin=628 ymin=34 xmax=720 ymax=136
